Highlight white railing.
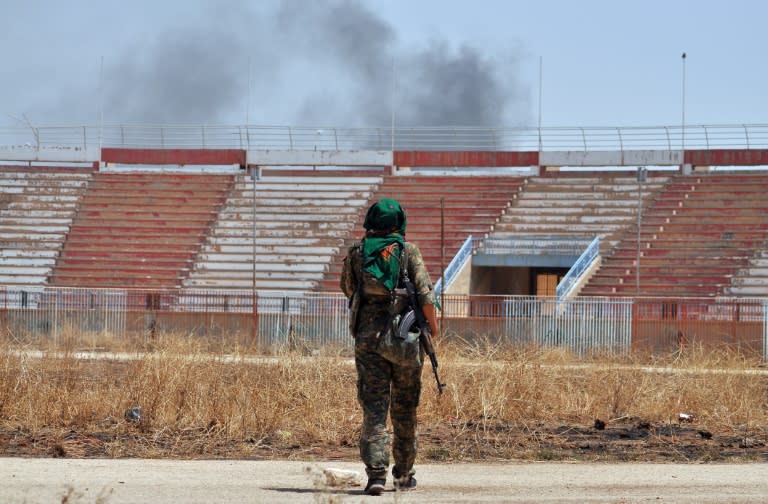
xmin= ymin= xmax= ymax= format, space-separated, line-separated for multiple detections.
xmin=2 ymin=123 xmax=768 ymax=151
xmin=1 ymin=287 xmax=766 ymax=358
xmin=435 ymin=235 xmax=474 ymax=297
xmin=556 ymin=237 xmax=601 ymax=300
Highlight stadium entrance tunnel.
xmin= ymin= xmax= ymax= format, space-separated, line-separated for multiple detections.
xmin=469 ymin=262 xmax=571 ymax=297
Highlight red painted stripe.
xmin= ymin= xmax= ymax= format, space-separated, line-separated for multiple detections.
xmin=102 ymin=148 xmax=245 ymax=165
xmin=685 ymin=149 xmax=768 ymax=166
xmin=394 ymin=151 xmax=538 ymax=167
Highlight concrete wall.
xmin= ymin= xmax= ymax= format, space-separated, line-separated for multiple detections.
xmin=2 ymin=147 xmax=768 ymax=168
xmin=685 ymin=149 xmax=768 ymax=166
xmin=394 ymin=151 xmax=538 ymax=167
xmin=445 ymin=259 xmax=472 ymax=295
xmin=102 ymin=148 xmax=245 ymax=165
xmin=247 ymin=150 xmax=392 ymax=166
xmin=540 ymin=150 xmax=684 ymax=167
xmin=0 ymin=146 xmax=99 ymax=163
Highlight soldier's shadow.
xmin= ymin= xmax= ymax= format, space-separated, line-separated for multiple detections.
xmin=265 ymin=486 xmax=365 ymax=496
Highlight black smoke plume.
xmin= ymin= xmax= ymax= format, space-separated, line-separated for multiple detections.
xmin=100 ymin=1 xmax=529 ymax=127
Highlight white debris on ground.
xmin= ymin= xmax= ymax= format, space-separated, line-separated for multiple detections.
xmin=322 ymin=467 xmax=363 ymax=487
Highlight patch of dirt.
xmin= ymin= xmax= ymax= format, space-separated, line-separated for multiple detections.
xmin=2 ymin=417 xmax=766 ymax=463
xmin=420 ymin=417 xmax=768 ymax=463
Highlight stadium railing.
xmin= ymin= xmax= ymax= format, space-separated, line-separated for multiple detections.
xmin=2 ymin=124 xmax=768 ymax=151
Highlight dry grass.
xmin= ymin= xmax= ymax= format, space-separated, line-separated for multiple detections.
xmin=1 ymin=331 xmax=767 ymax=462
xmin=437 ymin=340 xmax=767 ymax=428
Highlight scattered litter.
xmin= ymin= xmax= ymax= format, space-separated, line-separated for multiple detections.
xmin=323 ymin=468 xmax=363 ymax=488
xmin=740 ymin=437 xmax=761 ymax=448
xmin=678 ymin=413 xmax=694 ymax=423
xmin=124 ymin=405 xmax=143 ymax=422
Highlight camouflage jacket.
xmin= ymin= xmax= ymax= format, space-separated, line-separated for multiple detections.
xmin=341 ymin=241 xmax=435 ymax=339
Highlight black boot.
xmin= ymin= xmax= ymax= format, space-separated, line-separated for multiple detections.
xmin=364 ymin=478 xmax=386 ymax=496
xmin=393 ymin=475 xmax=417 ymax=491
xmin=392 ymin=468 xmax=417 ymax=491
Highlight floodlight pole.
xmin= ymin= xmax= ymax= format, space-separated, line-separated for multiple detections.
xmin=98 ymin=56 xmax=104 ymax=155
xmin=440 ymin=197 xmax=445 ymax=339
xmin=681 ymin=52 xmax=687 ymax=164
xmin=251 ymin=164 xmax=260 ymax=348
xmin=538 ymin=56 xmax=543 ymax=153
xmin=391 ymin=58 xmax=396 ymax=155
xmin=636 ymin=167 xmax=647 ymax=295
xmin=246 ymin=57 xmax=252 ymax=150
xmin=246 ymin=57 xmax=252 ymax=127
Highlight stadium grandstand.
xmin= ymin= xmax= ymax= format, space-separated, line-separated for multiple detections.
xmin=1 ymin=123 xmax=767 ymax=355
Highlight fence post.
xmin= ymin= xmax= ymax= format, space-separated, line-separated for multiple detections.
xmin=763 ymin=300 xmax=768 ymax=362
xmin=630 ymin=298 xmax=637 ymax=354
xmin=252 ymin=290 xmax=259 ymax=351
xmin=744 ymin=124 xmax=751 ymax=149
xmin=53 ymin=289 xmax=59 ymax=348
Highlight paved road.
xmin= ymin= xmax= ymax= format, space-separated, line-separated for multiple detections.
xmin=2 ymin=458 xmax=768 ymax=503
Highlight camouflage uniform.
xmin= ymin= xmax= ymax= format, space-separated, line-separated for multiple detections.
xmin=341 ymin=240 xmax=436 ymax=482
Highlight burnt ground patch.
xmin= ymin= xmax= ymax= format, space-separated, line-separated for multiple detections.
xmin=1 ymin=416 xmax=767 ymax=463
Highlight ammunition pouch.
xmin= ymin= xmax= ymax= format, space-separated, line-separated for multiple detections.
xmin=397 ymin=309 xmax=419 ymax=339
xmin=348 ymin=291 xmax=361 ymax=336
xmin=376 ymin=310 xmax=423 ymax=368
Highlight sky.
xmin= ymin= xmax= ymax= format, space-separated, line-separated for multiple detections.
xmin=1 ymin=0 xmax=766 ymax=130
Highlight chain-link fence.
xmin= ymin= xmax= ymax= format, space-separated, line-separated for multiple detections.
xmin=1 ymin=287 xmax=764 ymax=358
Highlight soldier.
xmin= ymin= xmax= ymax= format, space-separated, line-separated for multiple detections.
xmin=340 ymin=198 xmax=440 ymax=495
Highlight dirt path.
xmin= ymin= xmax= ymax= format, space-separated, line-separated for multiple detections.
xmin=3 ymin=458 xmax=768 ymax=503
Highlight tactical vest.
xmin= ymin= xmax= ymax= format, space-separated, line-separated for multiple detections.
xmin=347 ymin=241 xmax=410 ymax=335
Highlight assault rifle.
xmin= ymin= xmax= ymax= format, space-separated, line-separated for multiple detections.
xmin=401 ymin=277 xmax=446 ymax=395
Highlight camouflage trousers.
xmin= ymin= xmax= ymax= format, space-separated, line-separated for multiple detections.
xmin=355 ymin=345 xmax=423 ymax=480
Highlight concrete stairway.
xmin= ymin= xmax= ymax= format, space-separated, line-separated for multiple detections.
xmin=489 ymin=174 xmax=669 ymax=252
xmin=49 ymin=172 xmax=232 ymax=288
xmin=580 ymin=173 xmax=768 ymax=297
xmin=726 ymin=248 xmax=768 ymax=296
xmin=0 ymin=166 xmax=93 ymax=286
xmin=184 ymin=175 xmax=380 ymax=292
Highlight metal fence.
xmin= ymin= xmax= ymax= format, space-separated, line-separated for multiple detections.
xmin=3 ymin=123 xmax=768 ymax=151
xmin=1 ymin=287 xmax=765 ymax=358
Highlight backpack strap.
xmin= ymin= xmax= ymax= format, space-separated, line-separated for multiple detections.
xmin=347 ymin=241 xmax=363 ymax=309
xmin=398 ymin=242 xmax=409 ymax=289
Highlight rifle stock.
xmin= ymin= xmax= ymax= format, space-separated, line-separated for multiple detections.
xmin=403 ymin=278 xmax=446 ymax=394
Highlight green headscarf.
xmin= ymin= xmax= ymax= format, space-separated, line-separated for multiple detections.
xmin=362 ymin=198 xmax=407 ymax=291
